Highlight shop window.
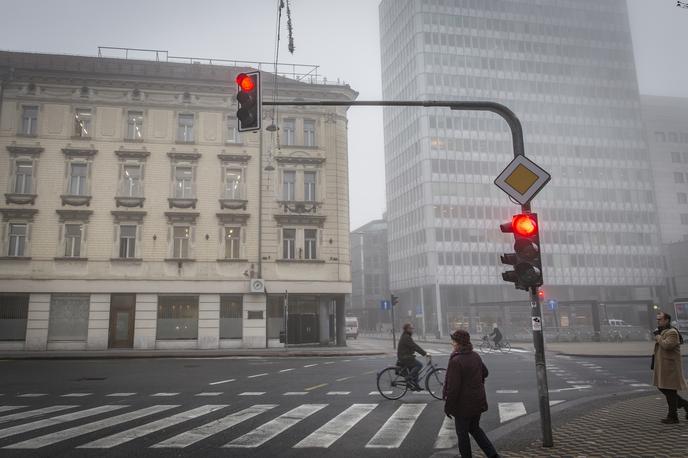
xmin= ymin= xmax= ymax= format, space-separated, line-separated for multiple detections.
xmin=48 ymin=295 xmax=89 ymax=341
xmin=157 ymin=296 xmax=199 ymax=340
xmin=220 ymin=296 xmax=242 ymax=339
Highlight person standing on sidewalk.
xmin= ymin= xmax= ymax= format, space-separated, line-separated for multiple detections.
xmin=652 ymin=311 xmax=688 ymax=424
xmin=443 ymin=329 xmax=500 ymax=458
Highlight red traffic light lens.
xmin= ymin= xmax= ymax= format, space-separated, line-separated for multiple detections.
xmin=236 ymin=73 xmax=255 ymax=92
xmin=512 ymin=214 xmax=537 ymax=237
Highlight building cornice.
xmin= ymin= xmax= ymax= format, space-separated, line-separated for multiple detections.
xmin=0 ymin=208 xmax=38 ymax=221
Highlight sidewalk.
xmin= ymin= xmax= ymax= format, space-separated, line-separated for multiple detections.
xmin=544 ymin=341 xmax=657 ymax=358
xmin=0 ymin=345 xmax=386 ymax=360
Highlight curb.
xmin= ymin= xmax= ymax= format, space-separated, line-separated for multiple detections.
xmin=427 ymin=387 xmax=655 ymax=458
xmin=0 ymin=351 xmax=387 ymax=361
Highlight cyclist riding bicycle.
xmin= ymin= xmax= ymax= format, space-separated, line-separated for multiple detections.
xmin=489 ymin=323 xmax=503 ymax=348
xmin=397 ymin=322 xmax=430 ymax=391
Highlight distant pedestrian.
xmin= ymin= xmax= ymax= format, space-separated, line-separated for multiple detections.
xmin=652 ymin=311 xmax=688 ymax=424
xmin=444 ymin=329 xmax=500 ymax=458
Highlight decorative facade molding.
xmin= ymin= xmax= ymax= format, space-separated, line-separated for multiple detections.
xmin=165 ymin=211 xmax=199 ymax=224
xmin=56 ymin=209 xmax=93 ymax=222
xmin=0 ymin=208 xmax=38 ymax=221
xmin=60 ymin=195 xmax=92 ymax=207
xmin=167 ymin=151 xmax=201 ymax=162
xmin=216 ymin=213 xmax=250 ymax=225
xmin=115 ymin=149 xmax=150 ymax=160
xmin=275 ymin=154 xmax=325 ymax=166
xmin=62 ymin=147 xmax=98 ymax=158
xmin=115 ymin=196 xmax=145 ymax=208
xmin=168 ymin=197 xmax=197 ymax=209
xmin=217 ymin=154 xmax=251 ymax=164
xmin=111 ymin=210 xmax=147 ymax=224
xmin=219 ymin=199 xmax=248 ymax=210
xmin=273 ymin=214 xmax=326 ymax=227
xmin=7 ymin=145 xmax=43 ymax=157
xmin=277 ymin=200 xmax=322 ymax=214
xmin=5 ymin=193 xmax=37 ymax=205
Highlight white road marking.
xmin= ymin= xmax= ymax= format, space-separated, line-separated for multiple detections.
xmin=283 ymin=392 xmax=309 ymax=396
xmin=549 ymin=400 xmax=565 ymax=406
xmin=549 ymin=385 xmax=592 ymax=392
xmin=0 ymin=406 xmax=26 ymax=414
xmin=295 ymin=403 xmax=377 ymax=448
xmin=496 ymin=390 xmax=519 ymax=394
xmin=565 ymin=381 xmax=588 ymax=384
xmin=366 ymin=403 xmax=426 ymax=448
xmin=0 ymin=405 xmax=127 ymax=440
xmin=5 ymin=405 xmax=176 ymax=449
xmin=195 ymin=392 xmax=223 ymax=397
xmin=498 ymin=402 xmax=527 ymax=423
xmin=209 ymin=379 xmax=235 ymax=386
xmin=248 ymin=373 xmax=268 ymax=378
xmin=434 ymin=416 xmax=456 ymax=449
xmin=60 ymin=393 xmax=92 ymax=397
xmin=106 ymin=393 xmax=136 ymax=397
xmin=369 ymin=391 xmax=392 ymax=395
xmin=239 ymin=392 xmax=266 ymax=396
xmin=631 ymin=383 xmax=651 ymax=387
xmin=0 ymin=406 xmax=76 ymax=424
xmin=17 ymin=394 xmax=47 ymax=398
xmin=620 ymin=379 xmax=638 ymax=383
xmin=224 ymin=404 xmax=327 ymax=448
xmin=279 ymin=368 xmax=295 ymax=373
xmin=78 ymin=405 xmax=227 ymax=448
xmin=336 ymin=376 xmax=353 ymax=382
xmin=509 ymin=348 xmax=531 ymax=353
xmin=152 ymin=404 xmax=277 ymax=448
xmin=324 ymin=362 xmax=335 ymax=365
xmin=303 ymin=364 xmax=318 ymax=368
xmin=326 ymin=392 xmax=351 ymax=395
xmin=151 ymin=393 xmax=179 ymax=397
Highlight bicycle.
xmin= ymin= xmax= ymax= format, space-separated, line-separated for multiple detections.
xmin=479 ymin=335 xmax=512 ymax=353
xmin=376 ymin=356 xmax=446 ymax=400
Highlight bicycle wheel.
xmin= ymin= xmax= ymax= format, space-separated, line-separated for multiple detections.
xmin=376 ymin=367 xmax=408 ymax=400
xmin=498 ymin=340 xmax=511 ymax=353
xmin=479 ymin=340 xmax=491 ymax=353
xmin=425 ymin=367 xmax=447 ymax=400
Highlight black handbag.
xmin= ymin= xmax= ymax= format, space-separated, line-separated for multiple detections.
xmin=650 ymin=354 xmax=655 ymax=370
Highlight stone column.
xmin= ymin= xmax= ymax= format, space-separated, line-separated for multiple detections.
xmin=87 ymin=294 xmax=110 ymax=350
xmin=198 ymin=294 xmax=220 ymax=349
xmin=336 ymin=295 xmax=346 ymax=346
xmin=25 ymin=293 xmax=50 ymax=351
xmin=243 ymin=293 xmax=267 ymax=348
xmin=319 ymin=297 xmax=330 ymax=346
xmin=133 ymin=294 xmax=157 ymax=349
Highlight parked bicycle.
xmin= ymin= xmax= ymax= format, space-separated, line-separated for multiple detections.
xmin=376 ymin=356 xmax=446 ymax=400
xmin=479 ymin=335 xmax=512 ymax=353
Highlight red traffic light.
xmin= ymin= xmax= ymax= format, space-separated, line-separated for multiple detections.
xmin=512 ymin=214 xmax=537 ymax=237
xmin=236 ymin=73 xmax=255 ymax=92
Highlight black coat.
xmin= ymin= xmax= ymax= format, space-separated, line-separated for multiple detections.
xmin=443 ymin=350 xmax=489 ymax=418
xmin=397 ymin=332 xmax=426 ymax=366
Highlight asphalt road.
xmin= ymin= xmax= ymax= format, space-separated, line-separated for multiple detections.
xmin=0 ymin=337 xmax=655 ymax=457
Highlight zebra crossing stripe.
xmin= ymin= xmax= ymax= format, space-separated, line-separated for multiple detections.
xmin=433 ymin=416 xmax=456 ymax=449
xmin=0 ymin=405 xmax=127 ymax=441
xmin=0 ymin=405 xmax=77 ymax=424
xmin=61 ymin=393 xmax=92 ymax=397
xmin=151 ymin=404 xmax=277 ymax=448
xmin=0 ymin=406 xmax=26 ymax=414
xmin=365 ymin=403 xmax=426 ymax=448
xmin=294 ymin=403 xmax=377 ymax=448
xmin=78 ymin=405 xmax=227 ymax=449
xmin=224 ymin=404 xmax=327 ymax=448
xmin=4 ymin=405 xmax=177 ymax=449
xmin=106 ymin=393 xmax=136 ymax=397
xmin=498 ymin=402 xmax=527 ymax=423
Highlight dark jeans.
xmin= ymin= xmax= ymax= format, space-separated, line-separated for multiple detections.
xmin=454 ymin=414 xmax=498 ymax=458
xmin=407 ymin=359 xmax=423 ymax=386
xmin=659 ymin=388 xmax=688 ymax=417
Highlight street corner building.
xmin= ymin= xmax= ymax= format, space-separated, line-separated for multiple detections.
xmin=0 ymin=50 xmax=357 ymax=351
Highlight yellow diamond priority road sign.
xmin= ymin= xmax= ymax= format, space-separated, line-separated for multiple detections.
xmin=494 ymin=155 xmax=551 ymax=205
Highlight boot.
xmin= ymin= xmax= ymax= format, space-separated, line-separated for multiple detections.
xmin=661 ymin=415 xmax=679 ymax=424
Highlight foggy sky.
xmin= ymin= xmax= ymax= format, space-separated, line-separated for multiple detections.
xmin=0 ymin=0 xmax=686 ymax=230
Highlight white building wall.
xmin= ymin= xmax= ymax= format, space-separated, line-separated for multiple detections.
xmin=87 ymin=294 xmax=110 ymax=350
xmin=198 ymin=294 xmax=220 ymax=349
xmin=134 ymin=294 xmax=156 ymax=349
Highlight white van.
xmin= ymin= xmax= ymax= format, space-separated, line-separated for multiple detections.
xmin=345 ymin=317 xmax=359 ymax=339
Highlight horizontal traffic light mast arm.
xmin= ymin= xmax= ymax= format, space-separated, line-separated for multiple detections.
xmin=263 ymin=99 xmax=525 ymax=158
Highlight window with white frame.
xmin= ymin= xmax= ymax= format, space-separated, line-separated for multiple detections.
xmin=13 ymin=161 xmax=33 ymax=194
xmin=68 ymin=162 xmax=89 ymax=195
xmin=64 ymin=224 xmax=82 ymax=257
xmin=8 ymin=223 xmax=27 ymax=257
xmin=224 ymin=227 xmax=241 ymax=259
xmin=224 ymin=168 xmax=243 ymax=199
xmin=304 ymin=119 xmax=316 ymax=146
xmin=304 ymin=171 xmax=316 ymax=201
xmin=119 ymin=225 xmax=137 ymax=258
xmin=74 ymin=108 xmax=92 ymax=137
xmin=226 ymin=117 xmax=242 ymax=143
xmin=173 ymin=226 xmax=190 ymax=258
xmin=283 ymin=118 xmax=295 ymax=145
xmin=174 ymin=166 xmax=194 ymax=198
xmin=177 ymin=113 xmax=194 ymax=142
xmin=20 ymin=106 xmax=38 ymax=136
xmin=283 ymin=170 xmax=295 ymax=200
xmin=126 ymin=111 xmax=144 ymax=140
xmin=120 ymin=163 xmax=143 ymax=197
xmin=304 ymin=229 xmax=317 ymax=260
xmin=283 ymin=228 xmax=296 ymax=259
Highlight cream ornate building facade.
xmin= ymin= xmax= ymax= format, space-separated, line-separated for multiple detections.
xmin=0 ymin=51 xmax=356 ymax=351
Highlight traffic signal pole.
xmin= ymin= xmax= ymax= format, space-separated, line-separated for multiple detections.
xmin=264 ymin=99 xmax=552 ymax=447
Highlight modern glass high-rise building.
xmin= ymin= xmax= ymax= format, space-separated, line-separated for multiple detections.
xmin=379 ymin=0 xmax=665 ymax=335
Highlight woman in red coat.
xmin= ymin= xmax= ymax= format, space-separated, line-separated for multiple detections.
xmin=443 ymin=329 xmax=500 ymax=458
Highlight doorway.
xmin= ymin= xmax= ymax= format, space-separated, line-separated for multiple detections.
xmin=108 ymin=294 xmax=135 ymax=348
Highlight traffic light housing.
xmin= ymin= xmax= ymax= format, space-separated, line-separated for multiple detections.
xmin=391 ymin=294 xmax=399 ymax=307
xmin=500 ymin=213 xmax=543 ymax=290
xmin=235 ymin=71 xmax=261 ymax=132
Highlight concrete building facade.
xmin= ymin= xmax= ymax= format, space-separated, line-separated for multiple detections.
xmin=378 ymin=0 xmax=665 ymax=337
xmin=0 ymin=50 xmax=356 ymax=351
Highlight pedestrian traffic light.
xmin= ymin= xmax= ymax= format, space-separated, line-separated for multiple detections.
xmin=391 ymin=294 xmax=399 ymax=307
xmin=235 ymin=71 xmax=261 ymax=132
xmin=500 ymin=213 xmax=543 ymax=290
